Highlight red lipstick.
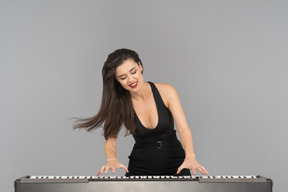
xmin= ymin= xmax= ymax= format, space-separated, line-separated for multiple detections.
xmin=129 ymin=81 xmax=138 ymax=88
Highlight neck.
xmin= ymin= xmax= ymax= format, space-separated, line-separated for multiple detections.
xmin=130 ymin=81 xmax=151 ymax=101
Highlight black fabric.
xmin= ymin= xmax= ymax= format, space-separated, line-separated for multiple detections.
xmin=126 ymin=82 xmax=191 ymax=176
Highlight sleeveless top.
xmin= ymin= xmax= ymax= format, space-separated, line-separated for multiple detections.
xmin=133 ymin=81 xmax=176 ymax=142
xmin=126 ymin=82 xmax=190 ymax=176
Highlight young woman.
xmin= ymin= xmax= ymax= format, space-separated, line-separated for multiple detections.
xmin=74 ymin=48 xmax=208 ymax=176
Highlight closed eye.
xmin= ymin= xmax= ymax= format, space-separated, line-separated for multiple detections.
xmin=120 ymin=76 xmax=126 ymax=80
xmin=117 ymin=67 xmax=137 ymax=80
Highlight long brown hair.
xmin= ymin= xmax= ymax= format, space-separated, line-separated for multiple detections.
xmin=73 ymin=48 xmax=143 ymax=139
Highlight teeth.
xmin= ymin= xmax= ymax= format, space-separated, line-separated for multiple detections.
xmin=130 ymin=82 xmax=137 ymax=86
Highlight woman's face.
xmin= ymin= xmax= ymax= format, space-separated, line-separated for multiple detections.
xmin=115 ymin=58 xmax=144 ymax=92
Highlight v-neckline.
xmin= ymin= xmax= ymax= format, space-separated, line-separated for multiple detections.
xmin=134 ymin=82 xmax=159 ymax=131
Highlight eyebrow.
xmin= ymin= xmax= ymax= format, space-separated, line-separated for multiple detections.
xmin=117 ymin=67 xmax=136 ymax=78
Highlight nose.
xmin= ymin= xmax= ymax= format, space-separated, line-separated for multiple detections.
xmin=127 ymin=74 xmax=134 ymax=83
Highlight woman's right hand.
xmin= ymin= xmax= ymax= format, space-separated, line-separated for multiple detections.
xmin=96 ymin=159 xmax=129 ymax=176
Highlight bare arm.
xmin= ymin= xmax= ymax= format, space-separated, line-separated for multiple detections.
xmin=104 ymin=137 xmax=117 ymax=161
xmin=97 ymin=137 xmax=128 ymax=176
xmin=162 ymin=84 xmax=208 ymax=175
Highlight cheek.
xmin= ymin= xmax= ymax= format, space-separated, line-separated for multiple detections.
xmin=118 ymin=79 xmax=130 ymax=89
xmin=137 ymin=71 xmax=144 ymax=80
xmin=119 ymin=80 xmax=127 ymax=87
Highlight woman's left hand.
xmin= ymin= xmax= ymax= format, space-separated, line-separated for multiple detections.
xmin=177 ymin=158 xmax=209 ymax=175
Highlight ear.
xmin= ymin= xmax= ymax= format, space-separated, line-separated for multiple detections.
xmin=138 ymin=62 xmax=143 ymax=72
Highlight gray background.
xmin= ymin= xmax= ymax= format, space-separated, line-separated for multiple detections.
xmin=1 ymin=0 xmax=287 ymax=192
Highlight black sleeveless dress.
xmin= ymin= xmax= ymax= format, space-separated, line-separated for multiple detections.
xmin=125 ymin=82 xmax=191 ymax=176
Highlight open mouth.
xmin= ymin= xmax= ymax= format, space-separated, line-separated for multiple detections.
xmin=129 ymin=81 xmax=138 ymax=88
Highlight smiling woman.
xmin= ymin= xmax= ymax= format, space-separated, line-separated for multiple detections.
xmin=73 ymin=48 xmax=208 ymax=176
xmin=74 ymin=49 xmax=143 ymax=138
xmin=115 ymin=59 xmax=144 ymax=91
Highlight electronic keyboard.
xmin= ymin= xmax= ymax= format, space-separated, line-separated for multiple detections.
xmin=15 ymin=175 xmax=273 ymax=192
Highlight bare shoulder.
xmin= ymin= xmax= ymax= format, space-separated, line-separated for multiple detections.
xmin=153 ymin=82 xmax=178 ymax=106
xmin=154 ymin=82 xmax=176 ymax=93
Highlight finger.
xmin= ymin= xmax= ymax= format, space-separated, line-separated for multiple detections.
xmin=120 ymin=165 xmax=129 ymax=173
xmin=105 ymin=166 xmax=110 ymax=174
xmin=112 ymin=166 xmax=116 ymax=173
xmin=97 ymin=166 xmax=105 ymax=176
xmin=199 ymin=166 xmax=209 ymax=175
xmin=96 ymin=169 xmax=101 ymax=176
xmin=203 ymin=167 xmax=209 ymax=175
xmin=191 ymin=168 xmax=197 ymax=175
xmin=176 ymin=165 xmax=183 ymax=174
xmin=100 ymin=166 xmax=105 ymax=174
xmin=198 ymin=167 xmax=204 ymax=174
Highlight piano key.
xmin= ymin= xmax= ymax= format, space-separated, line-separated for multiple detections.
xmin=16 ymin=175 xmax=272 ymax=192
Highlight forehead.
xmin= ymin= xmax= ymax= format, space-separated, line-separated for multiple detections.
xmin=115 ymin=59 xmax=138 ymax=75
